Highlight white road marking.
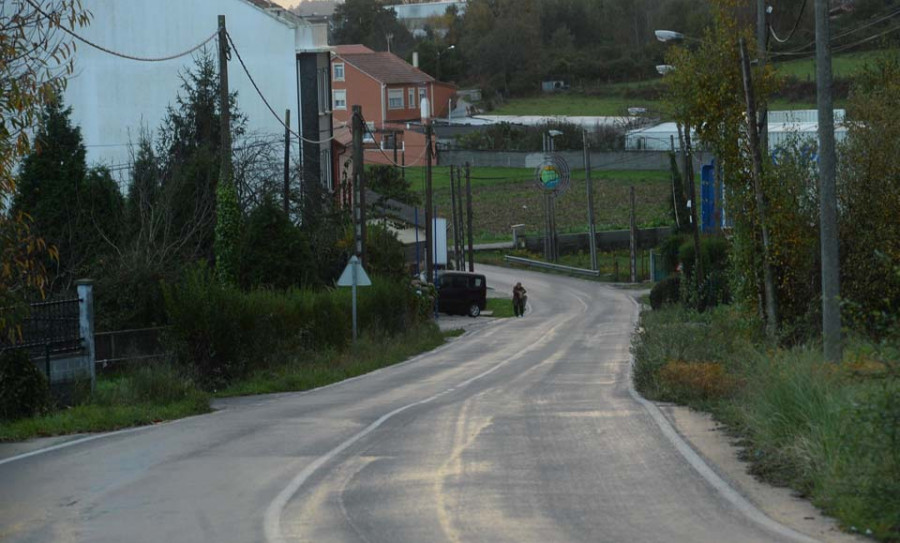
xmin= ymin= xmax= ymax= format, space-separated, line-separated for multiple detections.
xmin=264 ymin=312 xmax=575 ymax=543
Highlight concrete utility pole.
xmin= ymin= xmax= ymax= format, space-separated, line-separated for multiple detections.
xmin=352 ymin=106 xmax=365 ymax=261
xmin=815 ymin=0 xmax=842 ymax=362
xmin=217 ymin=15 xmax=232 ymax=196
xmin=583 ymin=131 xmax=598 ymax=271
xmin=740 ymin=37 xmax=778 ymax=338
xmin=283 ymin=109 xmax=291 ymax=214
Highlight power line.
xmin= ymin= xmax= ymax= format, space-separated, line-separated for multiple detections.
xmin=772 ymin=22 xmax=900 ymax=58
xmin=771 ymin=7 xmax=900 ymax=56
xmin=24 ymin=0 xmax=218 ymax=62
xmin=770 ymin=0 xmax=808 ymax=44
xmin=226 ymin=31 xmax=342 ymax=146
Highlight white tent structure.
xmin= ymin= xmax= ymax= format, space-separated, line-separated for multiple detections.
xmin=625 ymin=110 xmax=847 ymax=152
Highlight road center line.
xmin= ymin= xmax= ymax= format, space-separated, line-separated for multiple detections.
xmin=263 ymin=311 xmax=575 ymax=543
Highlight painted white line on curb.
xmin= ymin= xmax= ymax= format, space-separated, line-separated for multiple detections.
xmin=625 ymin=296 xmax=821 ymax=543
xmin=0 ymin=425 xmax=154 ymax=467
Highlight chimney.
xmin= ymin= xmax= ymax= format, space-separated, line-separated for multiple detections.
xmin=412 ymin=52 xmax=419 ymax=68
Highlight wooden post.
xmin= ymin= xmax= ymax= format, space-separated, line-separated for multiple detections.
xmin=352 ymin=106 xmax=364 ymax=260
xmin=283 ymin=109 xmax=291 ymax=214
xmin=466 ymin=163 xmax=474 ymax=272
xmin=630 ymin=186 xmax=637 ymax=283
xmin=740 ymin=38 xmax=778 ymax=336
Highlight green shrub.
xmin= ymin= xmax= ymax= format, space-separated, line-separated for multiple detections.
xmin=649 ymin=275 xmax=681 ymax=309
xmin=94 ymin=364 xmax=205 ymax=407
xmin=163 ymin=265 xmax=427 ymax=389
xmin=239 ymin=197 xmax=314 ymax=290
xmin=0 ymin=349 xmax=51 ymax=420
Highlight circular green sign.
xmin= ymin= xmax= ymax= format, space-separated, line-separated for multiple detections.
xmin=534 ymin=154 xmax=570 ymax=194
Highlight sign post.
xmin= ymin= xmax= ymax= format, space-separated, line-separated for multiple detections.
xmin=337 ymin=255 xmax=372 ymax=342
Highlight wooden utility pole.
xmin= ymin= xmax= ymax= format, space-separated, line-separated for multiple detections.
xmin=757 ymin=0 xmax=769 ymax=152
xmin=682 ymin=123 xmax=703 ymax=294
xmin=425 ymin=120 xmax=434 ymax=283
xmin=217 ymin=15 xmax=232 ymax=193
xmin=740 ymin=38 xmax=778 ymax=337
xmin=465 ymin=163 xmax=474 ymax=272
xmin=455 ymin=165 xmax=466 ymax=270
xmin=584 ymin=131 xmax=598 ymax=271
xmin=630 ymin=186 xmax=637 ymax=282
xmin=352 ymin=106 xmax=365 ymax=261
xmin=815 ymin=0 xmax=842 ymax=361
xmin=449 ymin=165 xmax=460 ymax=269
xmin=283 ymin=109 xmax=291 ymax=214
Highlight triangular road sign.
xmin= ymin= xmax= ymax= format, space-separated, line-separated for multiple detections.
xmin=337 ymin=255 xmax=372 ymax=287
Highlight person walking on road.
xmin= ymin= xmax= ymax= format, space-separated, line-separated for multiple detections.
xmin=512 ymin=282 xmax=527 ymax=317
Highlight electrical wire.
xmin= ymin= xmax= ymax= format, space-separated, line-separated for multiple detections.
xmin=770 ymin=0 xmax=808 ymax=44
xmin=771 ymin=22 xmax=900 ymax=58
xmin=362 ymin=121 xmax=428 ymax=168
xmin=771 ymin=7 xmax=900 ymax=56
xmin=226 ymin=31 xmax=342 ymax=145
xmin=24 ymin=0 xmax=218 ymax=62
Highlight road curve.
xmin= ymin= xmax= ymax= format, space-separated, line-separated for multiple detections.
xmin=1 ymin=265 xmax=813 ymax=543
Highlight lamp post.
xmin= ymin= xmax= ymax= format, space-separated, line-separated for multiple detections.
xmin=655 ymin=29 xmax=703 ymax=299
xmin=435 ymin=44 xmax=455 ymax=81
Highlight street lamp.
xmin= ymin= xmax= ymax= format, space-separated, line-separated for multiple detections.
xmin=656 ymin=64 xmax=675 ymax=75
xmin=436 ymin=44 xmax=455 ymax=81
xmin=655 ymin=30 xmax=685 ymax=42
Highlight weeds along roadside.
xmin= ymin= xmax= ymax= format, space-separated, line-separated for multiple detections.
xmin=632 ymin=305 xmax=900 ymax=541
xmin=0 ymin=271 xmax=447 ymax=442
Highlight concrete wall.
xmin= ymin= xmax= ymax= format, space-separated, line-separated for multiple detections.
xmin=438 ymin=149 xmax=712 ymax=171
xmin=66 ymin=0 xmax=311 ymax=170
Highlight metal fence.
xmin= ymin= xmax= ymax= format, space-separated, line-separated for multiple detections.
xmin=94 ymin=327 xmax=168 ymax=370
xmin=503 ymin=255 xmax=601 ymax=277
xmin=0 ymin=296 xmax=82 ymax=359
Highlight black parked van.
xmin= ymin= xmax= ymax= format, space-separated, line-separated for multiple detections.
xmin=436 ymin=271 xmax=487 ymax=317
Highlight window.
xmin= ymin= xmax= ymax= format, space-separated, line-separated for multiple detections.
xmin=388 ymin=88 xmax=404 ymax=109
xmin=317 ymin=67 xmax=330 ymax=114
xmin=408 ymin=87 xmax=415 ymax=109
xmin=333 ymin=89 xmax=347 ymax=110
xmin=333 ymin=62 xmax=344 ymax=81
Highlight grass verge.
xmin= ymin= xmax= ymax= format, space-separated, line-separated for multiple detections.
xmin=215 ymin=323 xmax=446 ymax=397
xmin=0 ymin=365 xmax=211 ymax=442
xmin=0 ymin=323 xmax=451 ymax=441
xmin=486 ymin=297 xmax=515 ymax=318
xmin=632 ymin=305 xmax=900 ymax=540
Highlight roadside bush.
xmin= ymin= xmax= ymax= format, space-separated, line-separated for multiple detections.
xmin=649 ymin=275 xmax=680 ymax=310
xmin=239 ymin=197 xmax=314 ymax=290
xmin=0 ymin=349 xmax=51 ymax=420
xmin=163 ymin=264 xmax=426 ymax=389
xmin=94 ymin=364 xmax=206 ymax=407
xmin=659 ymin=361 xmax=737 ymax=403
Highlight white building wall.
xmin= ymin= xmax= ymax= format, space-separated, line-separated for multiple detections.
xmin=66 ymin=0 xmax=304 ymax=170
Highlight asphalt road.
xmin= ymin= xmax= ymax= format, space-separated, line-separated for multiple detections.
xmin=0 ymin=265 xmax=815 ymax=543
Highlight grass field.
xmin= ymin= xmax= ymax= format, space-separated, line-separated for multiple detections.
xmin=490 ymin=50 xmax=895 ymax=117
xmin=401 ymin=166 xmax=674 ymax=242
xmin=772 ymin=49 xmax=893 ymax=80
